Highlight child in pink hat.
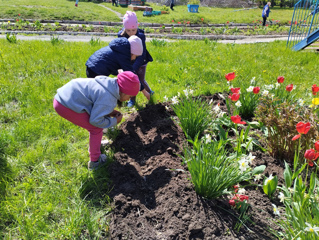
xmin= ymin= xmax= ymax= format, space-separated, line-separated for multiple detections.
xmin=118 ymin=11 xmax=154 ymax=108
xmin=53 ymin=72 xmax=140 ymax=170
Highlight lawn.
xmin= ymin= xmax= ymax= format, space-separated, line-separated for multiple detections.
xmin=0 ymin=37 xmax=318 ymax=238
xmin=0 ymin=0 xmax=295 ymax=24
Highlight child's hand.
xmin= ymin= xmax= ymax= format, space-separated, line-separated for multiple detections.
xmin=109 ymin=109 xmax=120 ymax=117
xmin=118 ymin=69 xmax=123 ymax=74
xmin=115 ymin=112 xmax=123 ymax=124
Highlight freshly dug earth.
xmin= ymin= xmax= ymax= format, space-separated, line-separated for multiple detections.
xmin=108 ymin=95 xmax=283 ymax=239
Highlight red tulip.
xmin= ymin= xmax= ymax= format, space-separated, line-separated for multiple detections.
xmin=315 ymin=141 xmax=319 ymax=152
xmin=304 ymin=149 xmax=318 ymax=161
xmin=292 ymin=134 xmax=301 ymax=141
xmin=230 ymin=87 xmax=240 ymax=94
xmin=201 ymin=18 xmax=204 ymax=21
xmin=228 ymin=93 xmax=240 ymax=102
xmin=233 ymin=185 xmax=238 ymax=193
xmin=227 ymin=21 xmax=229 ymax=24
xmin=178 ymin=22 xmax=181 ymax=24
xmin=277 ymin=76 xmax=285 ymax=83
xmin=172 ymin=20 xmax=174 ymax=22
xmin=231 ymin=115 xmax=246 ymax=125
xmin=286 ymin=84 xmax=293 ymax=92
xmin=229 ymin=199 xmax=235 ymax=206
xmin=187 ymin=21 xmax=190 ymax=24
xmin=18 ymin=13 xmax=21 ymax=16
xmin=253 ymin=87 xmax=260 ymax=94
xmin=296 ymin=122 xmax=311 ymax=134
xmin=225 ymin=72 xmax=236 ymax=81
xmin=312 ymin=84 xmax=319 ymax=95
xmin=237 ymin=194 xmax=249 ymax=201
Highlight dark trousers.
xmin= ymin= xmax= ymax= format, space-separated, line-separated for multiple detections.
xmin=262 ymin=16 xmax=267 ymax=26
xmin=86 ymin=67 xmax=98 ymax=78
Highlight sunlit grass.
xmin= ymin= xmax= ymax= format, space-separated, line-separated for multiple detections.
xmin=0 ymin=0 xmax=294 ymax=24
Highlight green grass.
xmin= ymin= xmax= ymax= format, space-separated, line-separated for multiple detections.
xmin=0 ymin=38 xmax=318 ymax=238
xmin=0 ymin=0 xmax=294 ymax=24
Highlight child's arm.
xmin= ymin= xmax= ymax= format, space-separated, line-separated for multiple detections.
xmin=142 ymin=89 xmax=150 ymax=101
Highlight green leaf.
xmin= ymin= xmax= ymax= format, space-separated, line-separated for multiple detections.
xmin=283 ymin=161 xmax=292 ymax=188
xmin=252 ymin=165 xmax=266 ymax=175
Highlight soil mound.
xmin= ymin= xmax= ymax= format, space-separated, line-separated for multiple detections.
xmin=108 ymin=97 xmax=282 ymax=239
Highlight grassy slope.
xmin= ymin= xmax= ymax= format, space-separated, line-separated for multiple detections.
xmin=0 ymin=0 xmax=294 ymax=24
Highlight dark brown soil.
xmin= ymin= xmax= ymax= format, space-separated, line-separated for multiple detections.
xmin=108 ymin=94 xmax=284 ymax=239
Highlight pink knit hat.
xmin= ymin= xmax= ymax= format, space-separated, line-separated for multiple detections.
xmin=123 ymin=11 xmax=138 ymax=29
xmin=128 ymin=35 xmax=143 ymax=56
xmin=117 ymin=71 xmax=140 ymax=96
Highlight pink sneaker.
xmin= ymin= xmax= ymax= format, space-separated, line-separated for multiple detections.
xmin=75 ymin=3 xmax=78 ymax=7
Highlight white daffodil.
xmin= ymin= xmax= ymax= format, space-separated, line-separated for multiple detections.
xmin=165 ymin=106 xmax=169 ymax=111
xmin=205 ymin=134 xmax=212 ymax=144
xmin=163 ymin=95 xmax=168 ymax=102
xmin=262 ymin=90 xmax=269 ymax=96
xmin=246 ymin=86 xmax=254 ymax=92
xmin=235 ymin=101 xmax=242 ymax=107
xmin=305 ymin=222 xmax=319 ymax=235
xmin=288 ymin=187 xmax=294 ymax=194
xmin=171 ymin=96 xmax=179 ymax=105
xmin=265 ymin=174 xmax=274 ymax=184
xmin=275 ymin=82 xmax=281 ymax=89
xmin=272 ymin=204 xmax=280 ymax=216
xmin=228 ymin=85 xmax=234 ymax=90
xmin=270 ymin=94 xmax=275 ymax=99
xmin=246 ymin=153 xmax=255 ymax=164
xmin=238 ymin=159 xmax=249 ymax=172
xmin=278 ymin=192 xmax=285 ymax=203
xmin=177 ymin=92 xmax=180 ymax=97
xmin=238 ymin=188 xmax=246 ymax=195
xmin=209 ymin=99 xmax=214 ymax=105
xmin=265 ymin=84 xmax=274 ymax=90
xmin=298 ymin=98 xmax=304 ymax=106
xmin=254 ymin=174 xmax=262 ymax=182
xmin=250 ymin=77 xmax=256 ymax=84
xmin=213 ymin=104 xmax=221 ymax=113
xmin=183 ymin=89 xmax=189 ymax=98
xmin=189 ymin=89 xmax=194 ymax=95
xmin=218 ymin=111 xmax=226 ymax=118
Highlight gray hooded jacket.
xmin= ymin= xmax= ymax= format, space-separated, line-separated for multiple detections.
xmin=54 ymin=76 xmax=119 ymax=128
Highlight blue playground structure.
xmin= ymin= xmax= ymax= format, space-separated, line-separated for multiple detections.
xmin=287 ymin=0 xmax=319 ymax=51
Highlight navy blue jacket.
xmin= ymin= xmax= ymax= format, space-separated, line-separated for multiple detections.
xmin=117 ymin=28 xmax=153 ymax=72
xmin=85 ymin=38 xmax=133 ymax=76
xmin=262 ymin=4 xmax=270 ymax=18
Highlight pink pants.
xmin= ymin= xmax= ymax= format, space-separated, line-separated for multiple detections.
xmin=53 ymin=99 xmax=103 ymax=162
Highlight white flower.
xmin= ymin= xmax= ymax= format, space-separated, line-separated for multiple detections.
xmin=235 ymin=101 xmax=242 ymax=107
xmin=183 ymin=89 xmax=189 ymax=98
xmin=246 ymin=86 xmax=254 ymax=92
xmin=278 ymin=192 xmax=285 ymax=203
xmin=288 ymin=187 xmax=294 ymax=194
xmin=298 ymin=98 xmax=304 ymax=106
xmin=265 ymin=174 xmax=274 ymax=184
xmin=171 ymin=96 xmax=179 ymax=104
xmin=262 ymin=90 xmax=269 ymax=96
xmin=270 ymin=94 xmax=275 ymax=99
xmin=238 ymin=158 xmax=249 ymax=172
xmin=213 ymin=104 xmax=221 ymax=113
xmin=218 ymin=111 xmax=226 ymax=118
xmin=250 ymin=77 xmax=256 ymax=84
xmin=275 ymin=82 xmax=281 ymax=89
xmin=272 ymin=204 xmax=280 ymax=216
xmin=246 ymin=153 xmax=255 ymax=164
xmin=238 ymin=188 xmax=246 ymax=195
xmin=228 ymin=85 xmax=234 ymax=90
xmin=209 ymin=99 xmax=214 ymax=105
xmin=177 ymin=92 xmax=180 ymax=97
xmin=305 ymin=222 xmax=319 ymax=235
xmin=254 ymin=174 xmax=262 ymax=182
xmin=165 ymin=106 xmax=169 ymax=111
xmin=189 ymin=89 xmax=194 ymax=95
xmin=265 ymin=84 xmax=274 ymax=90
xmin=205 ymin=134 xmax=212 ymax=144
xmin=163 ymin=95 xmax=168 ymax=102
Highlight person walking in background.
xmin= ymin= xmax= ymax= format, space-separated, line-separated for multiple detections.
xmin=53 ymin=72 xmax=140 ymax=170
xmin=262 ymin=2 xmax=271 ymax=26
xmin=75 ymin=0 xmax=79 ymax=7
xmin=170 ymin=0 xmax=175 ymax=11
xmin=118 ymin=11 xmax=154 ymax=108
xmin=112 ymin=0 xmax=118 ymax=7
xmin=85 ymin=36 xmax=143 ymax=78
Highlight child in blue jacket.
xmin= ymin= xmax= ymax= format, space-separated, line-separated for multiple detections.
xmin=118 ymin=11 xmax=154 ymax=107
xmin=53 ymin=72 xmax=140 ymax=170
xmin=262 ymin=2 xmax=271 ymax=26
xmin=85 ymin=36 xmax=143 ymax=78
